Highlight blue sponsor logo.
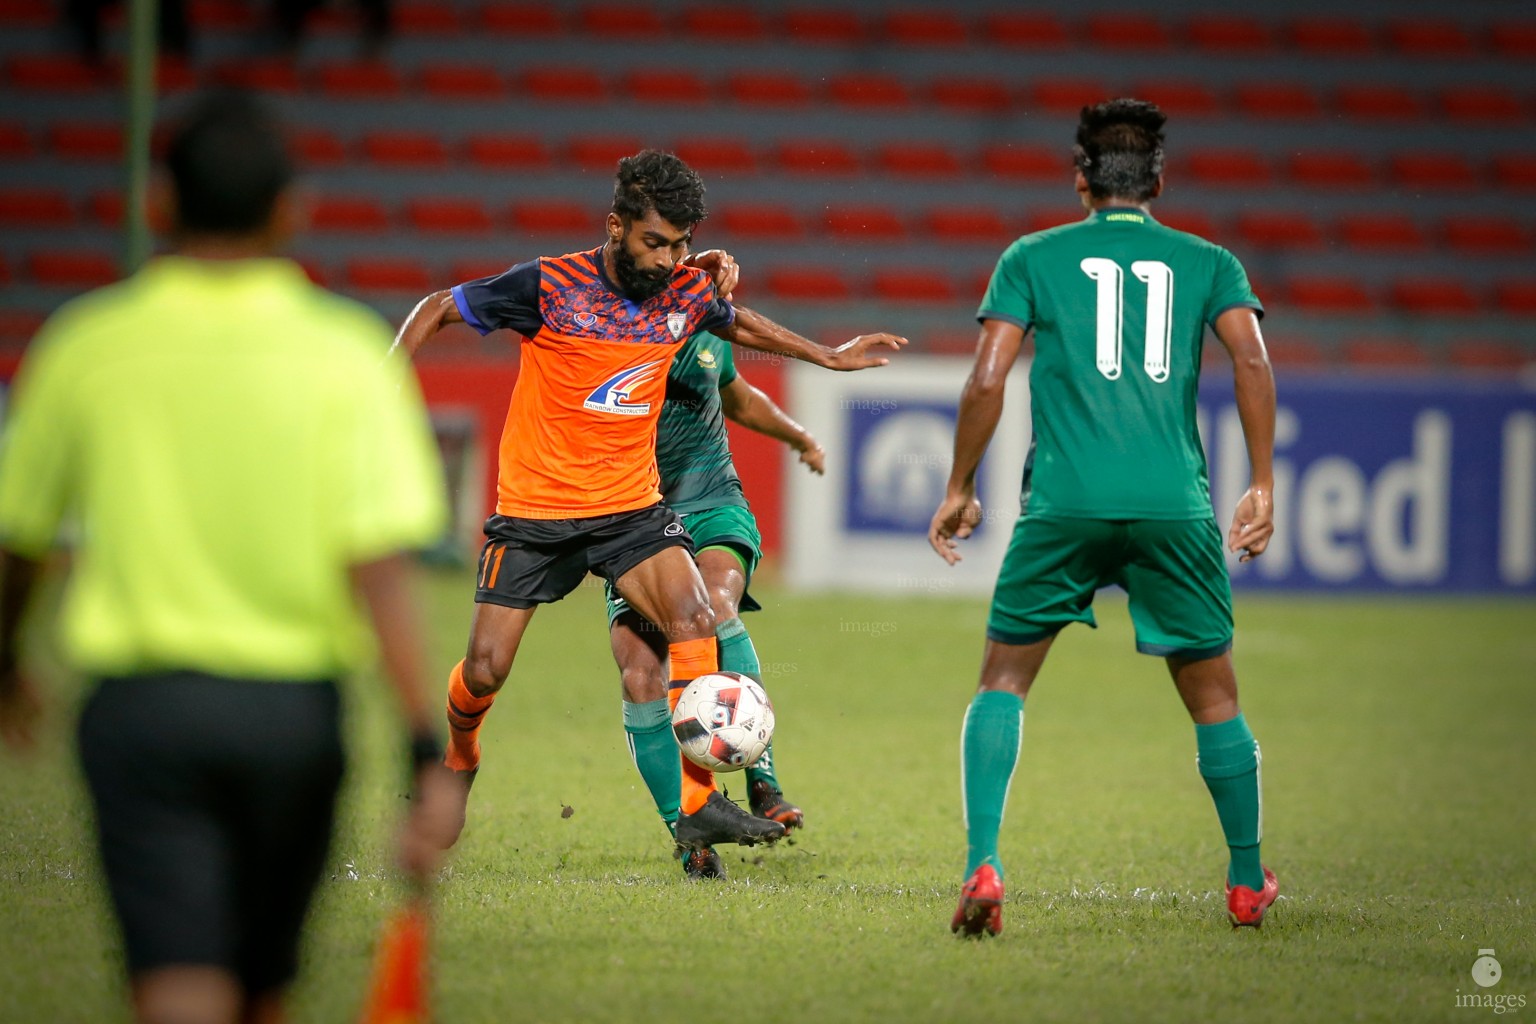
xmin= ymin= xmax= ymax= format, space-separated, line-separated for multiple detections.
xmin=583 ymin=359 xmax=666 ymax=416
xmin=844 ymin=400 xmax=986 ymax=535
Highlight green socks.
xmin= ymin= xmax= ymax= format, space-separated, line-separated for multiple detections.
xmin=961 ymin=690 xmax=1024 ymax=880
xmin=623 ymin=698 xmax=680 ymax=834
xmin=719 ymin=616 xmax=783 ymax=793
xmin=1195 ymin=713 xmax=1265 ymax=890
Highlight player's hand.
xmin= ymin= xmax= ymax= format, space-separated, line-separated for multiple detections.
xmin=796 ymin=439 xmax=826 ymax=475
xmin=1228 ymin=484 xmax=1274 ymax=562
xmin=684 ymin=249 xmax=739 ymax=301
xmin=397 ymin=763 xmax=460 ymax=881
xmin=826 ymin=333 xmax=907 ymax=371
xmin=0 ymin=667 xmax=42 ymax=753
xmin=929 ymin=488 xmax=983 ymax=565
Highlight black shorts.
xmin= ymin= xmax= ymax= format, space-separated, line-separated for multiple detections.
xmin=474 ymin=502 xmax=694 ymax=609
xmin=77 ymin=673 xmax=344 ymax=993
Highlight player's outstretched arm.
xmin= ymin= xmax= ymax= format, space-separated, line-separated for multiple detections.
xmin=391 ymin=290 xmax=464 ymax=361
xmin=928 ymin=319 xmax=1024 ymax=565
xmin=1213 ymin=307 xmax=1276 ymax=562
xmin=715 ymin=306 xmax=906 ymax=371
xmin=720 ymin=374 xmax=825 ymax=474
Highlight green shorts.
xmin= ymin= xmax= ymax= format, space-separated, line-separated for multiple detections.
xmin=986 ymin=515 xmax=1234 ymax=659
xmin=604 ymin=503 xmax=763 ymax=625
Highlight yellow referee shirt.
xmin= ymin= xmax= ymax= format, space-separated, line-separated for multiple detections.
xmin=0 ymin=256 xmax=447 ymax=679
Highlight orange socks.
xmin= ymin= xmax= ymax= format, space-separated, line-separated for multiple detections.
xmin=445 ymin=660 xmax=495 ymax=772
xmin=668 ymin=636 xmax=719 ymax=815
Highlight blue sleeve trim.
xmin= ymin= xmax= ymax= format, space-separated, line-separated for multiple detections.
xmin=451 ymin=284 xmax=491 ymax=336
xmin=976 ymin=310 xmax=1032 ymax=331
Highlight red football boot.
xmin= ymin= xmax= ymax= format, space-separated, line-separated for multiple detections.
xmin=1226 ymin=866 xmax=1279 ymax=927
xmin=951 ymin=864 xmax=1004 ymax=938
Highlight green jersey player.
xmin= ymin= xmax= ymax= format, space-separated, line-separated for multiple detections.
xmin=606 ymin=328 xmax=822 ymax=878
xmin=930 ymin=99 xmax=1280 ymax=936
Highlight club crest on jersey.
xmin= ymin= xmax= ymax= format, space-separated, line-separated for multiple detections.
xmin=666 ymin=311 xmax=688 ymax=340
xmin=696 ymin=349 xmax=717 ymax=370
xmin=574 ymin=311 xmax=598 ymax=329
xmin=583 ymin=359 xmax=666 ymax=416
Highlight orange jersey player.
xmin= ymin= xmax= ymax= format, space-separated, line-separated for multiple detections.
xmin=393 ymin=149 xmax=906 ymax=861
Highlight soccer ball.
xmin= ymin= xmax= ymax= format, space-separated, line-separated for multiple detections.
xmin=670 ymin=671 xmax=775 ymax=772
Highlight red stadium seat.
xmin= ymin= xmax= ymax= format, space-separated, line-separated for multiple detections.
xmin=87 ymin=190 xmax=124 ymax=226
xmin=927 ymin=76 xmax=1012 ymax=113
xmin=1132 ymin=80 xmax=1220 ymax=116
xmin=393 ymin=2 xmax=460 ymax=31
xmin=578 ymin=3 xmax=664 ymax=36
xmin=1185 ymin=15 xmax=1274 ymax=51
xmin=1495 ymin=281 xmax=1536 ymax=316
xmin=926 ymin=330 xmax=981 ymax=355
xmin=7 ymin=54 xmax=103 ymax=91
xmin=0 ymin=309 xmax=47 ymax=344
xmin=1029 ymin=79 xmax=1111 ymax=115
xmin=0 ymin=121 xmax=32 ymax=159
xmin=715 ymin=204 xmax=803 ymax=240
xmin=418 ymin=64 xmax=506 ymax=99
xmin=826 ymin=73 xmax=913 ymax=109
xmin=49 ymin=122 xmax=122 ymax=161
xmin=314 ymin=61 xmax=402 ymax=97
xmin=874 ymin=142 xmax=962 ymax=178
xmin=1389 ymin=279 xmax=1479 ymax=316
xmin=509 ymin=200 xmax=590 ymax=233
xmin=783 ymin=8 xmax=864 ymax=44
xmin=671 ymin=138 xmax=757 ymax=175
xmin=28 ymin=249 xmax=118 ymax=288
xmin=1234 ymin=83 xmax=1322 ymax=119
xmin=1343 ymin=338 xmax=1434 ymax=370
xmin=0 ymin=188 xmax=74 ymax=227
xmin=1439 ymin=86 xmax=1527 ymax=122
xmin=361 ymin=131 xmax=448 ymax=167
xmin=1086 ymin=13 xmax=1171 ymax=50
xmin=405 ymin=198 xmax=493 ymax=234
xmin=981 ymin=144 xmax=1065 ymax=181
xmin=983 ymin=11 xmax=1068 ymax=48
xmin=310 ymin=196 xmax=390 ymax=233
xmin=1335 ymin=85 xmax=1426 ymax=120
xmin=1488 ymin=20 xmax=1536 ymax=59
xmin=1234 ymin=211 xmax=1324 ymax=250
xmin=1183 ymin=149 xmax=1271 ymax=187
xmin=0 ymin=0 xmax=52 ymax=27
xmin=623 ymin=70 xmax=709 ymax=105
xmin=1266 ymin=338 xmax=1328 ymax=369
xmin=520 ymin=67 xmax=604 ymax=102
xmin=1449 ymin=340 xmax=1530 ymax=371
xmin=1442 ymin=217 xmax=1532 ymax=253
xmin=290 ymin=128 xmax=346 ymax=166
xmin=1025 ymin=208 xmax=1084 ymax=235
xmin=449 ymin=260 xmax=511 ymax=284
xmin=726 ymin=71 xmax=810 ymax=106
xmin=764 ymin=266 xmax=851 ymax=300
xmin=1492 ymin=154 xmax=1536 ymax=191
xmin=1336 ymin=214 xmax=1428 ymax=251
xmin=464 ymin=134 xmax=553 ymax=171
xmin=924 ymin=206 xmax=1012 ymax=243
xmin=187 ymin=0 xmax=258 ymax=27
xmin=871 ymin=268 xmax=955 ymax=303
xmin=823 ymin=205 xmax=906 ymax=241
xmin=566 ymin=136 xmax=645 ymax=172
xmin=1288 ymin=17 xmax=1375 ymax=55
xmin=210 ymin=58 xmax=300 ymax=92
xmin=880 ymin=9 xmax=968 ymax=46
xmin=1288 ymin=151 xmax=1375 ymax=189
xmin=345 ymin=259 xmax=434 ymax=293
xmin=775 ymin=139 xmax=860 ymax=175
xmin=680 ymin=5 xmax=766 ymax=41
xmin=479 ymin=2 xmax=561 ymax=34
xmin=1390 ymin=152 xmax=1478 ymax=189
xmin=1156 ymin=209 xmax=1219 ymax=240
xmin=1384 ymin=19 xmax=1475 ymax=57
xmin=1284 ymin=276 xmax=1374 ymax=313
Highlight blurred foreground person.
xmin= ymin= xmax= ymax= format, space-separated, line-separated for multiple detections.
xmin=0 ymin=90 xmax=458 ymax=1024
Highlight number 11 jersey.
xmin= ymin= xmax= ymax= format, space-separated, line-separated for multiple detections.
xmin=978 ymin=207 xmax=1262 ymax=520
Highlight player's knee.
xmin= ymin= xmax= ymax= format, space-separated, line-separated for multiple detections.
xmin=705 ymin=585 xmax=739 ymax=623
xmin=619 ymin=664 xmax=666 ymax=704
xmin=670 ymin=603 xmax=716 ymax=642
xmin=462 ymin=650 xmax=510 ymax=696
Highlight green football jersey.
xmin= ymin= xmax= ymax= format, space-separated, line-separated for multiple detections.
xmin=656 ymin=330 xmax=748 ymax=514
xmin=978 ymin=207 xmax=1262 ymax=519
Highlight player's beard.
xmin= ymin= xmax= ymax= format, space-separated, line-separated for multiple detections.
xmin=611 ymin=241 xmax=671 ymax=302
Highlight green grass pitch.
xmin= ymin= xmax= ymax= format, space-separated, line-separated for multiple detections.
xmin=1 ymin=568 xmax=1532 ymax=1022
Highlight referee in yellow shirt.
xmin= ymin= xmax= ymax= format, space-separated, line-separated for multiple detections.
xmin=0 ymin=91 xmax=457 ymax=1024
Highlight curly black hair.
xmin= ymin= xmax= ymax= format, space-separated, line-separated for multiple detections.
xmin=611 ymin=149 xmax=709 ymax=229
xmin=1073 ymin=99 xmax=1167 ymax=202
xmin=166 ymin=89 xmax=292 ymax=234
